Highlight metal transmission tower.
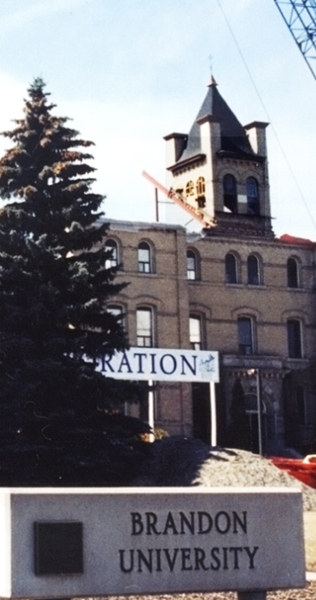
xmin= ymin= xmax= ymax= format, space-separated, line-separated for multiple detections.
xmin=274 ymin=0 xmax=316 ymax=80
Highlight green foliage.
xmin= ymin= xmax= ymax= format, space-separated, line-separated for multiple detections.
xmin=0 ymin=78 xmax=150 ymax=484
xmin=154 ymin=428 xmax=169 ymax=440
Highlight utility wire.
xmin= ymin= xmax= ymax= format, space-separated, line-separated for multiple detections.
xmin=216 ymin=0 xmax=316 ymax=233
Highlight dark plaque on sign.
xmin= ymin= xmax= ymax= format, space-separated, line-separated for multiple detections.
xmin=34 ymin=521 xmax=83 ymax=575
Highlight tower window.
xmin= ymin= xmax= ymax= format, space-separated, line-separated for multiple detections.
xmin=287 ymin=257 xmax=299 ymax=288
xmin=196 ymin=177 xmax=206 ymax=208
xmin=138 ymin=242 xmax=151 ymax=273
xmin=137 ymin=307 xmax=153 ymax=347
xmin=287 ymin=319 xmax=302 ymax=358
xmin=238 ymin=317 xmax=254 ymax=355
xmin=223 ymin=174 xmax=237 ymax=213
xmin=246 ymin=177 xmax=260 ymax=215
xmin=225 ymin=253 xmax=237 ymax=284
xmin=105 ymin=239 xmax=118 ymax=268
xmin=196 ymin=177 xmax=205 ymax=195
xmin=185 ymin=181 xmax=195 ymax=197
xmin=247 ymin=255 xmax=260 ymax=285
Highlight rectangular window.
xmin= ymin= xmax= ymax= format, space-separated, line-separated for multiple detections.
xmin=137 ymin=308 xmax=153 ymax=347
xmin=105 ymin=240 xmax=118 ymax=269
xmin=187 ymin=252 xmax=196 ymax=280
xmin=189 ymin=316 xmax=202 ymax=350
xmin=287 ymin=319 xmax=302 ymax=358
xmin=238 ymin=317 xmax=253 ymax=355
xmin=296 ymin=385 xmax=306 ymax=425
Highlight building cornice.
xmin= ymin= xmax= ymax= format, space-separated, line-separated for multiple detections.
xmin=167 ymin=153 xmax=206 ymax=172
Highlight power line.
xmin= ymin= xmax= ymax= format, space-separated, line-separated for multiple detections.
xmin=216 ymin=0 xmax=316 ymax=233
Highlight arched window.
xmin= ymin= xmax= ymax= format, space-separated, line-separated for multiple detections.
xmin=246 ymin=177 xmax=260 ymax=215
xmin=105 ymin=239 xmax=118 ymax=268
xmin=107 ymin=304 xmax=123 ymax=317
xmin=225 ymin=253 xmax=237 ymax=284
xmin=247 ymin=255 xmax=260 ymax=285
xmin=185 ymin=181 xmax=194 ymax=197
xmin=107 ymin=304 xmax=125 ymax=328
xmin=138 ymin=242 xmax=151 ymax=273
xmin=238 ymin=317 xmax=254 ymax=355
xmin=196 ymin=177 xmax=205 ymax=195
xmin=196 ymin=177 xmax=206 ymax=208
xmin=187 ymin=250 xmax=198 ymax=280
xmin=223 ymin=174 xmax=237 ymax=213
xmin=137 ymin=307 xmax=153 ymax=347
xmin=287 ymin=257 xmax=299 ymax=288
xmin=287 ymin=319 xmax=302 ymax=358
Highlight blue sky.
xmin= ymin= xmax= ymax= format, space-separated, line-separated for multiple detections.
xmin=0 ymin=0 xmax=316 ymax=239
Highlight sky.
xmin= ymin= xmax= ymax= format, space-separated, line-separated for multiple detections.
xmin=0 ymin=0 xmax=316 ymax=239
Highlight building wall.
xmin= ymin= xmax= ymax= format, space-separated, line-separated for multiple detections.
xmin=104 ymin=221 xmax=193 ymax=437
xmin=103 ymin=219 xmax=316 ymax=454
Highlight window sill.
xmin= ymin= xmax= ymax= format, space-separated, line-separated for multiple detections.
xmin=137 ymin=271 xmax=156 ymax=276
xmin=247 ymin=284 xmax=266 ymax=289
xmin=286 ymin=357 xmax=309 ymax=364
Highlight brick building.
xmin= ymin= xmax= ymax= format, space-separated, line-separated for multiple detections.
xmin=103 ymin=78 xmax=316 ymax=455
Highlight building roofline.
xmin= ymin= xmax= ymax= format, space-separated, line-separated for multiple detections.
xmin=244 ymin=121 xmax=269 ymax=130
xmin=167 ymin=153 xmax=206 ymax=172
xmin=103 ymin=218 xmax=186 ymax=233
xmin=164 ymin=132 xmax=188 ymax=141
xmin=278 ymin=233 xmax=316 ymax=247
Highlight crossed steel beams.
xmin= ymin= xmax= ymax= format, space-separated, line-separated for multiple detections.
xmin=274 ymin=0 xmax=316 ymax=80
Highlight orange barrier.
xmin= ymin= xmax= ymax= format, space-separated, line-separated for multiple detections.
xmin=270 ymin=455 xmax=316 ymax=489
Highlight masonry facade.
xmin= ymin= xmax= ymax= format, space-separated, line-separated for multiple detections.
xmin=103 ymin=79 xmax=316 ymax=455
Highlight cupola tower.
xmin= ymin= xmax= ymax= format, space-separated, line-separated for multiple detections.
xmin=164 ymin=78 xmax=273 ymax=238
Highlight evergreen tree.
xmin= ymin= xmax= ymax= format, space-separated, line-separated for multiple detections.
xmin=0 ymin=78 xmax=150 ymax=485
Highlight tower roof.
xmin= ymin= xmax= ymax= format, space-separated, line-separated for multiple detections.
xmin=178 ymin=80 xmax=255 ymax=163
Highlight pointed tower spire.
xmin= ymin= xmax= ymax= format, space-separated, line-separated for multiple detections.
xmin=209 ymin=74 xmax=218 ymax=87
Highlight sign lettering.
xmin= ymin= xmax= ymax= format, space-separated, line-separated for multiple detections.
xmin=90 ymin=347 xmax=219 ymax=382
xmin=118 ymin=509 xmax=258 ymax=575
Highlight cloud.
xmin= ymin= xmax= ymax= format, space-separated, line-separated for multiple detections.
xmin=0 ymin=0 xmax=86 ymax=32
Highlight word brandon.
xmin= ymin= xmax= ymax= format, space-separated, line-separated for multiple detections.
xmin=95 ymin=347 xmax=219 ymax=383
xmin=118 ymin=510 xmax=259 ymax=574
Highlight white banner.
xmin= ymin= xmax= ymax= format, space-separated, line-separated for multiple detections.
xmin=93 ymin=347 xmax=219 ymax=383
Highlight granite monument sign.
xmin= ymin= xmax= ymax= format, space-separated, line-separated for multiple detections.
xmin=0 ymin=487 xmax=305 ymax=598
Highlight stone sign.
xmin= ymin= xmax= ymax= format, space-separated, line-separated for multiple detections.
xmin=0 ymin=487 xmax=305 ymax=598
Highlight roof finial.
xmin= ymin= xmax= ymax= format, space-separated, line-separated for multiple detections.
xmin=209 ymin=54 xmax=213 ymax=76
xmin=208 ymin=54 xmax=217 ymax=86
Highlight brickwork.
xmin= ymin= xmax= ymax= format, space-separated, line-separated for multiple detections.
xmin=103 ymin=219 xmax=316 ymax=454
